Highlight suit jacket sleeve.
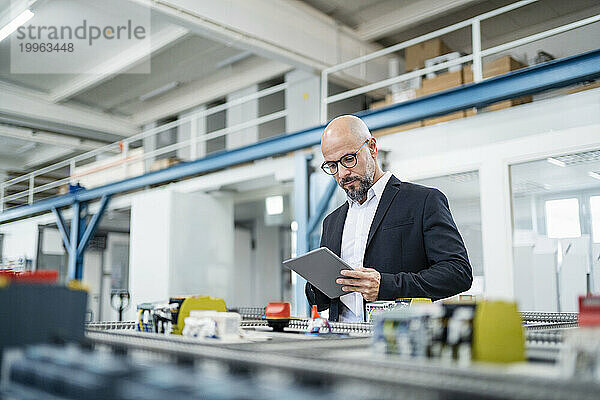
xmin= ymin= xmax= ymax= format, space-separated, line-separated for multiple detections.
xmin=378 ymin=189 xmax=473 ymax=300
xmin=305 ymin=217 xmax=333 ymax=312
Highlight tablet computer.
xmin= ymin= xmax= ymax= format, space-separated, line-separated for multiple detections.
xmin=282 ymin=247 xmax=354 ymax=299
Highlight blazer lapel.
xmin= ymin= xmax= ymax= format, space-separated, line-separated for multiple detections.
xmin=366 ymin=176 xmax=402 ymax=249
xmin=330 ymin=202 xmax=348 ymax=257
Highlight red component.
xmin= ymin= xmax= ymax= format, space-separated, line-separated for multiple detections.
xmin=0 ymin=270 xmax=59 ymax=284
xmin=578 ymin=295 xmax=600 ymax=327
xmin=266 ymin=302 xmax=291 ymax=319
xmin=311 ymin=305 xmax=321 ymax=319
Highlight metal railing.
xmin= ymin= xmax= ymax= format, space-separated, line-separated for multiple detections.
xmin=320 ymin=0 xmax=600 ymax=123
xmin=0 ymin=82 xmax=288 ymax=212
xmin=2 ymin=1 xmax=600 ymax=213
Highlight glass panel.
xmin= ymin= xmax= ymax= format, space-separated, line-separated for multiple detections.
xmin=591 ymin=196 xmax=600 ymax=243
xmin=510 ymin=151 xmax=600 ymax=312
xmin=413 ymin=171 xmax=484 ymax=295
xmin=545 ymin=198 xmax=581 ymax=238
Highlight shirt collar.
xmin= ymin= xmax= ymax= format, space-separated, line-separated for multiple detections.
xmin=347 ymin=171 xmax=392 ymax=207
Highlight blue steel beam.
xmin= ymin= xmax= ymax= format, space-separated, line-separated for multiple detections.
xmin=76 ymin=202 xmax=88 ymax=280
xmin=52 ymin=207 xmax=70 ymax=250
xmin=1 ymin=48 xmax=600 ymax=224
xmin=67 ymin=201 xmax=80 ymax=281
xmin=77 ymin=195 xmax=111 ymax=257
xmin=307 ymin=178 xmax=338 ymax=237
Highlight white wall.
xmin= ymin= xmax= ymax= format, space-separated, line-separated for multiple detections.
xmin=378 ymin=87 xmax=600 ymax=301
xmin=127 ymin=189 xmax=235 ymax=319
xmin=0 ymin=218 xmax=38 ymax=263
xmin=128 ymin=190 xmax=172 ymax=320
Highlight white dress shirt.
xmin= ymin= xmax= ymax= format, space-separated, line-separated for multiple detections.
xmin=339 ymin=171 xmax=392 ymax=322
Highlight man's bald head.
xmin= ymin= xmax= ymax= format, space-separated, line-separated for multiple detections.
xmin=320 ymin=115 xmax=384 ymax=204
xmin=322 ymin=115 xmax=372 ymax=147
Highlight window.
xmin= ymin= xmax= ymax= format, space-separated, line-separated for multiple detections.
xmin=545 ymin=198 xmax=581 ymax=238
xmin=591 ymin=196 xmax=600 ymax=243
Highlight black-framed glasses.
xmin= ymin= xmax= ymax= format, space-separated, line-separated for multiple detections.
xmin=321 ymin=139 xmax=370 ymax=175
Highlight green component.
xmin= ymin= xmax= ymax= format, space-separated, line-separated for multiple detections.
xmin=472 ymin=300 xmax=525 ymax=363
xmin=170 ymin=296 xmax=227 ymax=335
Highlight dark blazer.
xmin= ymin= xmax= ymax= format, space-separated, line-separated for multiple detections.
xmin=305 ymin=175 xmax=472 ymax=321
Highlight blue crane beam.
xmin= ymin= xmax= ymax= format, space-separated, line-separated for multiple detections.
xmin=1 ymin=48 xmax=600 ymax=224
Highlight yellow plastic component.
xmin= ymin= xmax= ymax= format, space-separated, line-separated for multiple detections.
xmin=410 ymin=298 xmax=432 ymax=305
xmin=67 ymin=280 xmax=89 ymax=292
xmin=472 ymin=300 xmax=525 ymax=363
xmin=0 ymin=276 xmax=8 ymax=288
xmin=396 ymin=298 xmax=432 ymax=306
xmin=171 ymin=296 xmax=227 ymax=335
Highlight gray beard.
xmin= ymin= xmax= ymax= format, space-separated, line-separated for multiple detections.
xmin=340 ymin=160 xmax=375 ymax=203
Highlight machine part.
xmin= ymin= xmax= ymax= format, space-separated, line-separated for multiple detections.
xmin=473 ymin=301 xmax=525 ymax=363
xmin=0 ymin=283 xmax=87 ymax=349
xmin=229 ymin=306 xmax=265 ymax=319
xmin=83 ymin=329 xmax=600 ymax=400
xmin=521 ymin=312 xmax=579 ymax=323
xmin=265 ymin=302 xmax=292 ymax=332
xmin=110 ymin=290 xmax=130 ymax=322
xmin=169 ymin=296 xmax=227 ymax=335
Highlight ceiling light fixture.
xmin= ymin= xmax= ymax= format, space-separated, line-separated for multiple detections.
xmin=215 ymin=51 xmax=252 ymax=69
xmin=138 ymin=81 xmax=179 ymax=102
xmin=546 ymin=157 xmax=566 ymax=167
xmin=266 ymin=195 xmax=284 ymax=215
xmin=0 ymin=9 xmax=34 ymax=43
xmin=588 ymin=171 xmax=600 ymax=181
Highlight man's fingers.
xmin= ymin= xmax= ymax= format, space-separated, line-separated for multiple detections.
xmin=336 ymin=278 xmax=362 ymax=286
xmin=361 ymin=267 xmax=378 ymax=273
xmin=342 ymin=286 xmax=366 ymax=293
xmin=340 ymin=269 xmax=367 ymax=278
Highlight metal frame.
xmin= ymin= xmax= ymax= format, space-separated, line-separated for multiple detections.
xmin=0 ymin=82 xmax=288 ymax=209
xmin=320 ymin=0 xmax=600 ymax=123
xmin=52 ymin=195 xmax=111 ymax=280
xmin=2 ymin=49 xmax=599 ymax=225
xmin=0 ymin=48 xmax=599 ymax=286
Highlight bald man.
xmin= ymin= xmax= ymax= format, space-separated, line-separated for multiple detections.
xmin=305 ymin=115 xmax=472 ymax=322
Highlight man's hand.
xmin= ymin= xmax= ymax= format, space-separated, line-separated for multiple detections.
xmin=336 ymin=267 xmax=380 ymax=302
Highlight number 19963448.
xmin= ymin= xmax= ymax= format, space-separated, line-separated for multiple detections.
xmin=19 ymin=42 xmax=74 ymax=52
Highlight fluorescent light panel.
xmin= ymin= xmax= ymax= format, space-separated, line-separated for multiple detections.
xmin=139 ymin=81 xmax=179 ymax=102
xmin=266 ymin=195 xmax=284 ymax=215
xmin=546 ymin=157 xmax=566 ymax=167
xmin=0 ymin=9 xmax=34 ymax=43
xmin=589 ymin=171 xmax=600 ymax=181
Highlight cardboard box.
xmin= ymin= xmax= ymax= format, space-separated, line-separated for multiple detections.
xmin=566 ymin=80 xmax=600 ymax=94
xmin=423 ymin=111 xmax=466 ymax=126
xmin=417 ymin=70 xmax=464 ymax=96
xmin=405 ymin=38 xmax=452 ymax=71
xmin=369 ymin=90 xmax=418 ymax=111
xmin=372 ymin=120 xmax=424 ymax=137
xmin=463 ymin=55 xmax=526 ymax=81
xmin=464 ymin=56 xmax=532 ymax=111
xmin=369 ymin=91 xmax=423 ymax=134
xmin=150 ymin=157 xmax=180 ymax=172
xmin=58 ymin=184 xmax=69 ymax=195
xmin=369 ymin=98 xmax=390 ymax=110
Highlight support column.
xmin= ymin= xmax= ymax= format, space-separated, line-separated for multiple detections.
xmin=177 ymin=106 xmax=207 ymax=161
xmin=0 ymin=170 xmax=7 ymax=212
xmin=142 ymin=122 xmax=157 ymax=173
xmin=54 ymin=195 xmax=111 ymax=282
xmin=480 ymin=159 xmax=514 ymax=299
xmin=293 ymin=152 xmax=311 ymax=317
xmin=226 ymin=85 xmax=258 ymax=150
xmin=287 ymin=70 xmax=321 ymax=317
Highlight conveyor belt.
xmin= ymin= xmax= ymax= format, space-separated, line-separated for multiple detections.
xmin=86 ymin=321 xmax=137 ymax=330
xmin=85 ymin=329 xmax=599 ymax=400
xmin=240 ymin=319 xmax=373 ymax=335
xmin=520 ymin=312 xmax=578 ymax=324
